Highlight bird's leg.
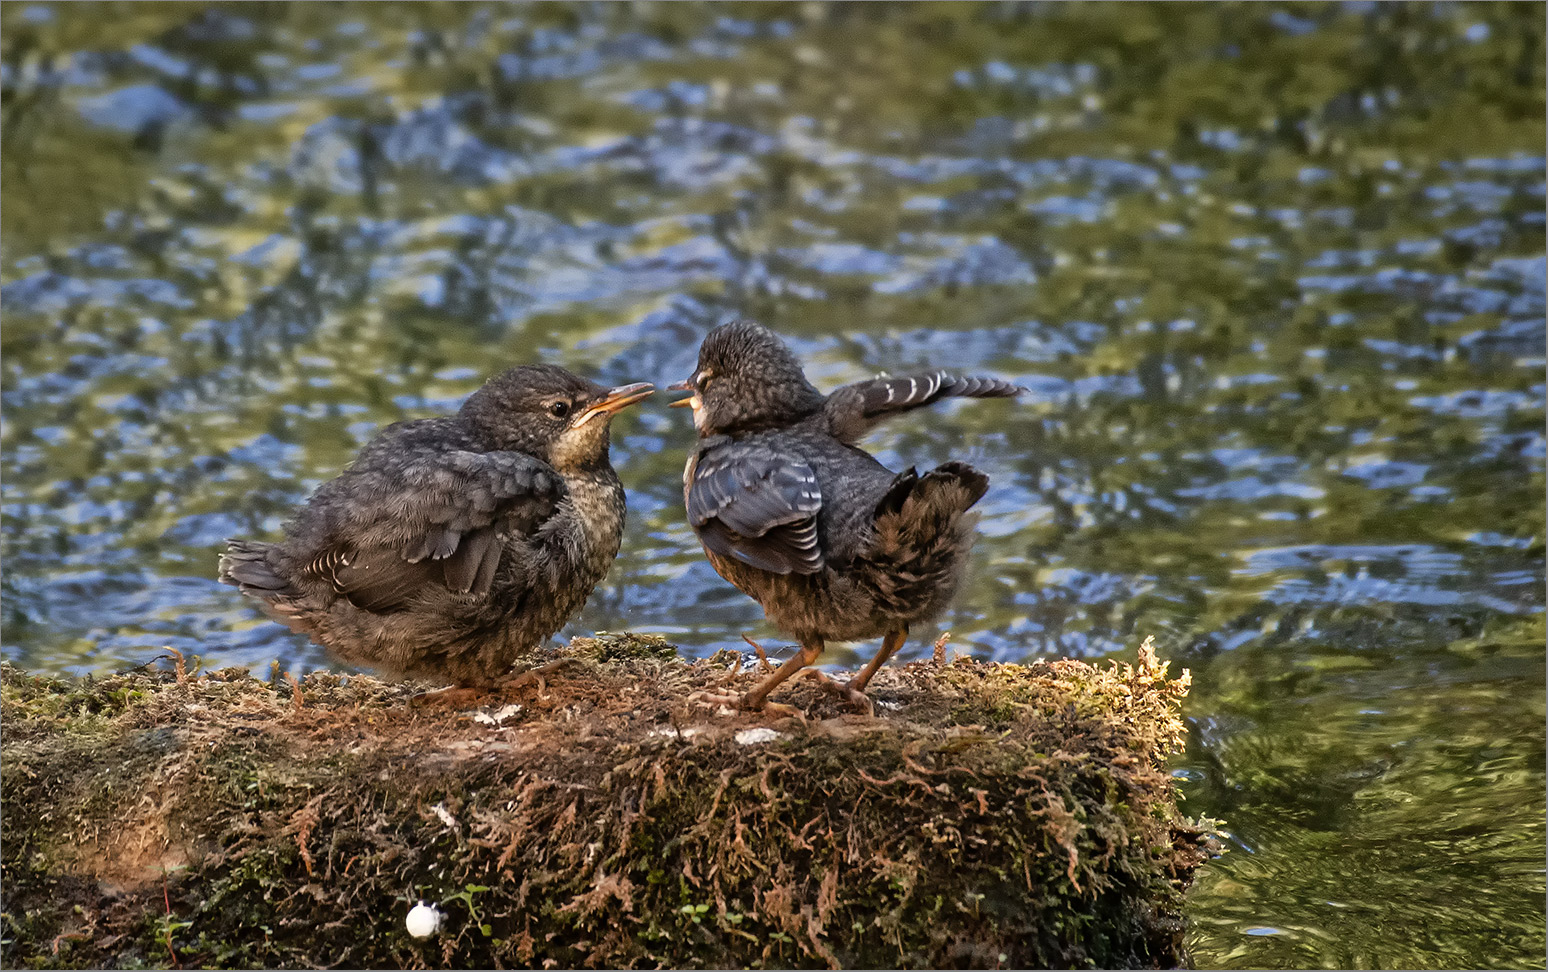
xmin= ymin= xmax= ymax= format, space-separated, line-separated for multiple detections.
xmin=813 ymin=627 xmax=910 ymax=713
xmin=410 ymin=685 xmax=492 ymax=709
xmin=497 ymin=657 xmax=584 ymax=695
xmin=739 ymin=641 xmax=823 ymax=711
xmin=849 ymin=626 xmax=908 ymax=694
xmin=694 ymin=641 xmax=822 ymax=715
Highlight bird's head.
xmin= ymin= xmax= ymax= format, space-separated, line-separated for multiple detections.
xmin=461 ymin=364 xmax=653 ymax=470
xmin=669 ymin=321 xmax=824 ymax=436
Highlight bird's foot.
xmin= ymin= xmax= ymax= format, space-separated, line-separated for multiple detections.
xmin=687 ymin=688 xmax=740 ymax=713
xmin=755 ymin=698 xmax=806 ymax=720
xmin=410 ymin=685 xmax=491 ymax=709
xmin=740 ymin=634 xmax=775 ymax=673
xmin=806 ymin=670 xmax=874 ymax=716
xmin=496 ymin=657 xmax=584 ymax=698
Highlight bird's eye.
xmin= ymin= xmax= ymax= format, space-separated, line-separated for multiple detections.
xmin=698 ymin=374 xmax=713 ymax=391
xmin=547 ymin=401 xmax=571 ymax=418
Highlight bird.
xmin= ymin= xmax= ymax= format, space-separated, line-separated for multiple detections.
xmin=669 ymin=320 xmax=1021 ymax=714
xmin=218 ymin=365 xmax=653 ymax=696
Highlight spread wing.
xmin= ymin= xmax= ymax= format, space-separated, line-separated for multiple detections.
xmin=687 ymin=440 xmax=823 ymax=575
xmin=303 ymin=449 xmax=564 ymax=613
xmin=825 ymin=371 xmax=1022 ymax=443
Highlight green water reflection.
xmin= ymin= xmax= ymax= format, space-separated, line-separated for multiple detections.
xmin=2 ymin=2 xmax=1543 ymax=967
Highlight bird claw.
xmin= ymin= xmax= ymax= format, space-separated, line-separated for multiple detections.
xmin=688 ymin=689 xmax=742 ymax=714
xmin=806 ymin=670 xmax=874 ymax=716
xmin=758 ymin=699 xmax=806 ymax=720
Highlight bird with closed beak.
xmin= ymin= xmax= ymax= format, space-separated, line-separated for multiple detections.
xmin=219 ymin=365 xmax=653 ymax=696
xmin=670 ymin=320 xmax=1021 ymax=714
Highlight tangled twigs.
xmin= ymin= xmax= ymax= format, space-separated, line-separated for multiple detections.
xmin=932 ymin=632 xmax=952 ymax=666
xmin=741 ymin=634 xmax=775 ymax=674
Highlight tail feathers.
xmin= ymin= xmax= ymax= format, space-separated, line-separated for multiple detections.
xmin=925 ymin=460 xmax=991 ymax=508
xmin=219 ymin=540 xmax=297 ymax=598
xmin=873 ymin=461 xmax=990 ymax=539
xmin=220 ymin=540 xmax=319 ymax=632
xmin=827 ymin=371 xmax=1021 ymax=442
xmin=874 ymin=467 xmax=921 ymax=521
xmin=866 ymin=462 xmax=988 ymax=614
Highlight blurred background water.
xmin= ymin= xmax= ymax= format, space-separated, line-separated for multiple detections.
xmin=2 ymin=2 xmax=1543 ymax=967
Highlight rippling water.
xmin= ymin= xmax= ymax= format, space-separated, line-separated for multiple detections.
xmin=2 ymin=3 xmax=1543 ymax=967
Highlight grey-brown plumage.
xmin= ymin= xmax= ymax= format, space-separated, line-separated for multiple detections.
xmin=671 ymin=321 xmax=1020 ymax=711
xmin=218 ymin=365 xmax=652 ymax=687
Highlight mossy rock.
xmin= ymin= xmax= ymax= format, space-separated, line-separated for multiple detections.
xmin=0 ymin=636 xmax=1214 ymax=969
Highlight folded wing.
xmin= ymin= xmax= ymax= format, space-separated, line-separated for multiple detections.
xmin=304 ymin=449 xmax=564 ymax=612
xmin=687 ymin=440 xmax=822 ymax=575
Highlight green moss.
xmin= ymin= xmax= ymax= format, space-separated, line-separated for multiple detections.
xmin=0 ymin=635 xmax=1215 ymax=969
xmin=572 ymin=630 xmax=682 ymax=661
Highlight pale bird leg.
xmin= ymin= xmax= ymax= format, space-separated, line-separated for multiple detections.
xmin=735 ymin=641 xmax=823 ymax=712
xmin=807 ymin=668 xmax=874 ymax=716
xmin=847 ymin=626 xmax=909 ymax=695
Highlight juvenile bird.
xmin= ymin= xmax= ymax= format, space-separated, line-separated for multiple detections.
xmin=218 ymin=365 xmax=653 ymax=692
xmin=671 ymin=321 xmax=1020 ymax=713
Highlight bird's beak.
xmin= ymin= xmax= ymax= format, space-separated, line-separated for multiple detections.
xmin=576 ymin=382 xmax=655 ymax=424
xmin=667 ymin=378 xmax=694 ymax=408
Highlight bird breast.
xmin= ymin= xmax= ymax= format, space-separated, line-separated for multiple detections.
xmin=557 ymin=468 xmax=628 ymax=578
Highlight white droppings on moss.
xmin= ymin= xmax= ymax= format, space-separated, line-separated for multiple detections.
xmin=734 ymin=727 xmax=783 ymax=745
xmin=473 ymin=703 xmax=523 ymax=726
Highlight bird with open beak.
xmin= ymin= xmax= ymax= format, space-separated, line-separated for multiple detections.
xmin=671 ymin=320 xmax=1021 ymax=715
xmin=220 ymin=365 xmax=653 ymax=697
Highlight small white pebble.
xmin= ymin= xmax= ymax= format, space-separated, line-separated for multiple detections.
xmin=430 ymin=802 xmax=458 ymax=830
xmin=406 ymin=901 xmax=441 ymax=938
xmin=735 ymin=727 xmax=784 ymax=746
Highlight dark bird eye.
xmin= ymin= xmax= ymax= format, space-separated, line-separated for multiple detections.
xmin=548 ymin=401 xmax=570 ymax=418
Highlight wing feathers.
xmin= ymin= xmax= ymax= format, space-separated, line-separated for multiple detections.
xmin=441 ymin=526 xmax=498 ymax=595
xmin=308 ymin=450 xmax=562 ymax=613
xmin=825 ymin=371 xmax=1021 ymax=442
xmin=688 ymin=441 xmax=823 ymax=576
